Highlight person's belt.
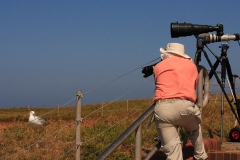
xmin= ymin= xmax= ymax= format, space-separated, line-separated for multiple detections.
xmin=156 ymin=98 xmax=188 ymax=103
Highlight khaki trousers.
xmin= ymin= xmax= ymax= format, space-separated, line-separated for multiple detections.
xmin=154 ymin=99 xmax=208 ymax=160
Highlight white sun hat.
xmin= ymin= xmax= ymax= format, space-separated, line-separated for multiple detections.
xmin=160 ymin=43 xmax=191 ymax=59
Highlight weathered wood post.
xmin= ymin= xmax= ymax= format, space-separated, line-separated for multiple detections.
xmin=58 ymin=104 xmax=59 ymax=117
xmin=76 ymin=90 xmax=82 ymax=160
xmin=102 ymin=101 xmax=104 ymax=116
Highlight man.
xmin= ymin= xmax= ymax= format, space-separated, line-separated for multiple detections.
xmin=143 ymin=43 xmax=207 ymax=160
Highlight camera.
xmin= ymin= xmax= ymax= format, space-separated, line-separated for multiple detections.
xmin=171 ymin=22 xmax=224 ymax=38
xmin=171 ymin=22 xmax=240 ymax=43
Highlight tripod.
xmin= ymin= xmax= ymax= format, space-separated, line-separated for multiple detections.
xmin=227 ymin=74 xmax=240 ymax=128
xmin=194 ymin=38 xmax=240 ymax=143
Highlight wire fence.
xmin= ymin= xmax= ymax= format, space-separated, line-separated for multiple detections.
xmin=1 ymin=57 xmax=240 ymax=159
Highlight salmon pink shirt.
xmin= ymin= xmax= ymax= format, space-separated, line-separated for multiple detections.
xmin=153 ymin=56 xmax=198 ymax=103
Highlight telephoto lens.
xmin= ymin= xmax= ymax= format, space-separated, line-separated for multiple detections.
xmin=171 ymin=22 xmax=223 ymax=38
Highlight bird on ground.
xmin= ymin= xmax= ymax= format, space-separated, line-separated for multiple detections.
xmin=29 ymin=111 xmax=50 ymax=126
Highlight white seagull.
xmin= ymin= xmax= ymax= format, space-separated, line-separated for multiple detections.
xmin=29 ymin=111 xmax=50 ymax=126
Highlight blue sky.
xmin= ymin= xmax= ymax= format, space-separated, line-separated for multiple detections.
xmin=1 ymin=1 xmax=240 ymax=108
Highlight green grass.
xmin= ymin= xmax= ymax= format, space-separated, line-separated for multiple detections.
xmin=0 ymin=96 xmax=239 ymax=159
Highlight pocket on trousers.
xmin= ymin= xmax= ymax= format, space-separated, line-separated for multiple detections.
xmin=179 ymin=104 xmax=202 ymax=124
xmin=179 ymin=105 xmax=196 ymax=116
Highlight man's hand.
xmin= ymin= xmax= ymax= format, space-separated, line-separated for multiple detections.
xmin=142 ymin=65 xmax=154 ymax=78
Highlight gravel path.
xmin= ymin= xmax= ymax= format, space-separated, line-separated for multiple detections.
xmin=221 ymin=142 xmax=240 ymax=151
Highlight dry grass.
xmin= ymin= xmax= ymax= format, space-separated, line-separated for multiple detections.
xmin=0 ymin=95 xmax=239 ymax=159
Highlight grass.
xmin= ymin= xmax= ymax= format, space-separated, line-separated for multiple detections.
xmin=0 ymin=95 xmax=239 ymax=159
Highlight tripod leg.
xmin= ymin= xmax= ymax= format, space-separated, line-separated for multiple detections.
xmin=194 ymin=50 xmax=202 ymax=65
xmin=226 ymin=59 xmax=235 ymax=91
xmin=208 ymin=59 xmax=220 ymax=80
xmin=226 ymin=59 xmax=240 ymax=123
xmin=221 ymin=58 xmax=227 ymax=86
xmin=234 ymin=119 xmax=238 ymax=127
xmin=219 ymin=57 xmax=228 ymax=143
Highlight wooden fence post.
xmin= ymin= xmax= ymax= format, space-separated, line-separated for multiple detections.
xmin=76 ymin=90 xmax=82 ymax=160
xmin=58 ymin=104 xmax=59 ymax=117
xmin=102 ymin=102 xmax=103 ymax=116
